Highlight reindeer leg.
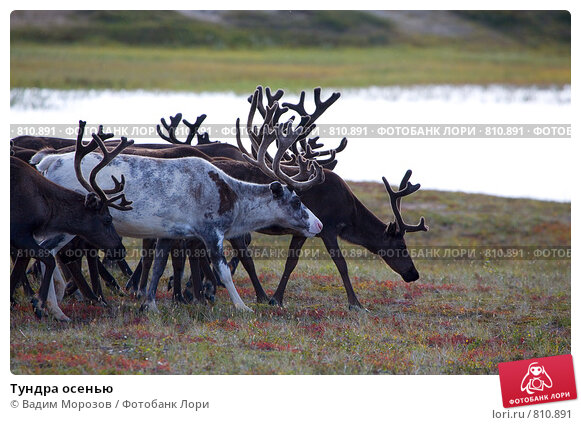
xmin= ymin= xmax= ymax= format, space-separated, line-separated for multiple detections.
xmin=184 ymin=239 xmax=207 ymax=304
xmin=52 ymin=263 xmax=67 ymax=302
xmin=43 ymin=266 xmax=71 ymax=322
xmin=229 ymin=235 xmax=269 ymax=303
xmin=199 ymin=253 xmax=217 ymax=302
xmin=35 ymin=260 xmax=70 ymax=321
xmin=36 ymin=235 xmax=78 ymax=321
xmin=34 ymin=254 xmax=57 ymax=318
xmin=206 ymin=235 xmax=252 ymax=312
xmin=55 ymin=255 xmax=74 ymax=300
xmin=12 ymin=235 xmax=59 ymax=318
xmin=86 ymin=250 xmax=106 ymax=304
xmin=97 ymin=258 xmax=122 ymax=294
xmin=270 ymin=236 xmax=307 ymax=307
xmin=184 ymin=252 xmax=204 ymax=304
xmin=11 ymin=252 xmax=35 ymax=298
xmin=125 ymin=258 xmax=142 ymax=292
xmin=116 ymin=258 xmax=133 ymax=278
xmin=63 ymin=259 xmax=100 ymax=302
xmin=137 ymin=238 xmax=156 ymax=298
xmin=140 ymin=238 xmax=172 ymax=313
xmin=170 ymin=240 xmax=186 ymax=303
xmin=10 ymin=255 xmax=31 ymax=303
xmin=320 ymin=232 xmax=364 ymax=310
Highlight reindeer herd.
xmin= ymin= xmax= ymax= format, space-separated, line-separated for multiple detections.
xmin=10 ymin=86 xmax=428 ymax=322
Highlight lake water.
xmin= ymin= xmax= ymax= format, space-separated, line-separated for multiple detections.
xmin=10 ymin=85 xmax=571 ymax=202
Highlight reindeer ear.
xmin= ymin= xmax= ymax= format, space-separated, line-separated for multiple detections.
xmin=84 ymin=192 xmax=103 ymax=211
xmin=269 ymin=181 xmax=284 ymax=199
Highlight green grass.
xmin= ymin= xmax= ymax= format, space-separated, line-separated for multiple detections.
xmin=10 ymin=44 xmax=571 ymax=92
xmin=10 ymin=183 xmax=571 ymax=374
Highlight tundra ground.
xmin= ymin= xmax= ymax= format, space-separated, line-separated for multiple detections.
xmin=10 ymin=183 xmax=570 ymax=374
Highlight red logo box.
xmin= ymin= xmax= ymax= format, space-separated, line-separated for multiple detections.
xmin=498 ymin=354 xmax=577 ymax=408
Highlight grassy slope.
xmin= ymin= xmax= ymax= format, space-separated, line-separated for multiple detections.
xmin=10 ymin=183 xmax=570 ymax=374
xmin=10 ymin=44 xmax=571 ymax=92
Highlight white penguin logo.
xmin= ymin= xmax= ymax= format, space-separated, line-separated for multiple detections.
xmin=520 ymin=362 xmax=553 ymax=394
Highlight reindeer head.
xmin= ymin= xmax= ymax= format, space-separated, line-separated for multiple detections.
xmin=268 ymin=181 xmax=323 ymax=237
xmin=73 ymin=121 xmax=133 ymax=259
xmin=377 ymin=170 xmax=428 ymax=282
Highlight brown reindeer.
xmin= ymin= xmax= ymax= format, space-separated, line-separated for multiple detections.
xmin=217 ymin=88 xmax=429 ymax=308
xmin=10 ymin=123 xmax=133 ymax=319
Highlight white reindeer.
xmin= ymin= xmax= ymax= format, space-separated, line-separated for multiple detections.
xmin=32 ymin=119 xmax=324 ymax=312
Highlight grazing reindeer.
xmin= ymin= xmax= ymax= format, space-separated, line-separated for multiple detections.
xmin=33 ymin=119 xmax=324 ymax=312
xmin=10 ymin=130 xmax=132 ymax=319
xmin=218 ymin=87 xmax=429 ymax=309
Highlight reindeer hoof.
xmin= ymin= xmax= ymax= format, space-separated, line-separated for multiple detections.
xmin=183 ymin=289 xmax=194 ymax=303
xmin=193 ymin=297 xmax=207 ymax=306
xmin=124 ymin=280 xmax=135 ymax=291
xmin=108 ymin=284 xmax=123 ymax=295
xmin=269 ymin=298 xmax=283 ymax=307
xmin=203 ymin=282 xmax=216 ymax=303
xmin=348 ymin=304 xmax=368 ymax=312
xmin=235 ymin=303 xmax=253 ymax=313
xmin=31 ymin=297 xmax=44 ymax=319
xmin=140 ymin=300 xmax=159 ymax=314
xmin=173 ymin=294 xmax=186 ymax=304
xmin=256 ymin=295 xmax=270 ymax=304
xmin=56 ymin=314 xmax=72 ymax=322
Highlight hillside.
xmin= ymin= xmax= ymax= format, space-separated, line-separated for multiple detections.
xmin=10 ymin=10 xmax=570 ymax=49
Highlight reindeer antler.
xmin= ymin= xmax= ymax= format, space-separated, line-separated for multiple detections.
xmin=74 ymin=120 xmax=134 ymax=211
xmin=382 ymin=170 xmax=428 ymax=234
xmin=237 ymin=88 xmax=325 ymax=191
xmin=282 ymin=87 xmax=340 ymax=142
xmin=251 ymin=86 xmax=347 ymax=169
xmin=156 ymin=113 xmax=207 ymax=145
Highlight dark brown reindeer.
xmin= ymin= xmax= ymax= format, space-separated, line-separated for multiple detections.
xmin=16 ymin=127 xmax=136 ymax=287
xmin=11 ymin=136 xmax=80 ymax=151
xmin=10 ymin=127 xmax=133 ymax=319
xmin=215 ymin=88 xmax=427 ymax=308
